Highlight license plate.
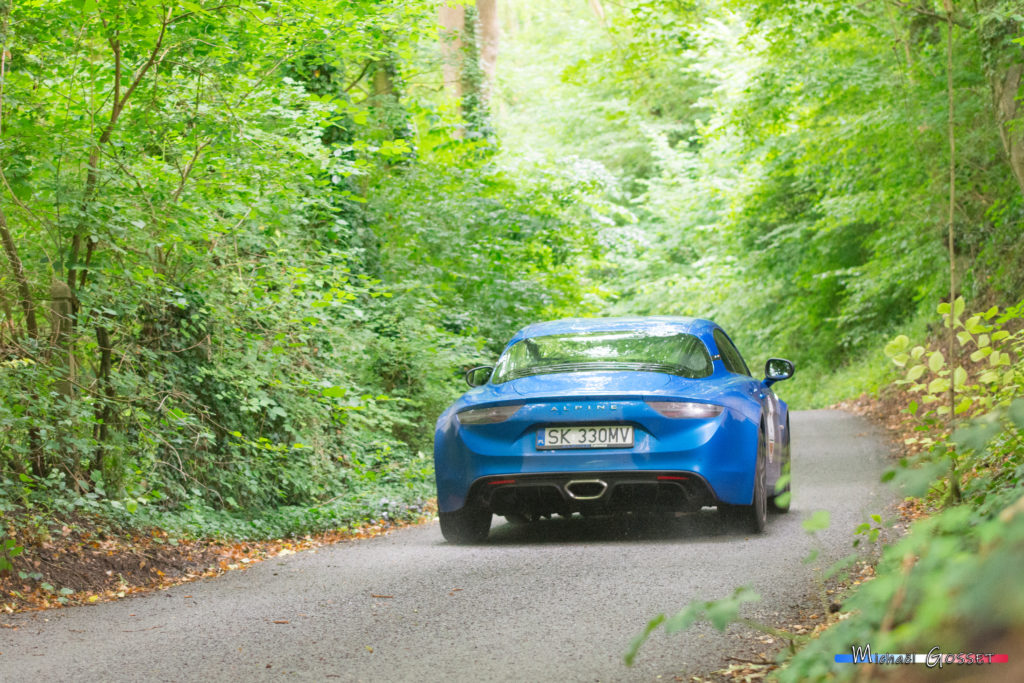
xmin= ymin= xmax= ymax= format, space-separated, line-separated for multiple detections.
xmin=536 ymin=425 xmax=634 ymax=450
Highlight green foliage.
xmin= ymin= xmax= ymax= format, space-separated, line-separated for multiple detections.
xmin=883 ymin=298 xmax=1024 ymax=500
xmin=779 ymin=301 xmax=1024 ymax=681
xmin=624 ymin=586 xmax=762 ymax=667
xmin=0 ymin=0 xmax=612 ymax=538
xmin=0 ymin=536 xmax=24 ymax=574
xmin=497 ymin=1 xmax=1023 ymax=406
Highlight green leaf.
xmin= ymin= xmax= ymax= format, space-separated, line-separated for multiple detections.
xmin=664 ymin=603 xmax=702 ymax=633
xmin=928 ymin=351 xmax=945 ymax=373
xmin=623 ymin=613 xmax=665 ymax=666
xmin=906 ymin=364 xmax=926 ymax=382
xmin=884 ymin=335 xmax=911 ymax=358
xmin=802 ymin=509 xmax=830 ymax=533
xmin=894 ymin=459 xmax=951 ymax=497
xmin=955 ymin=398 xmax=973 ymax=415
xmin=705 ymin=600 xmax=739 ymax=631
xmin=970 ymin=347 xmax=993 ymax=362
xmin=952 ymin=419 xmax=1001 ymax=453
xmin=1008 ymin=399 xmax=1024 ymax=430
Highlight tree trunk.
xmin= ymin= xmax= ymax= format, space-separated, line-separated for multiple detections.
xmin=476 ymin=0 xmax=499 ymax=105
xmin=48 ymin=280 xmax=74 ymax=399
xmin=0 ymin=281 xmax=16 ymax=345
xmin=0 ymin=208 xmax=38 ymax=340
xmin=460 ymin=6 xmax=482 ymax=122
xmin=439 ymin=3 xmax=464 ymax=100
xmin=373 ymin=60 xmax=393 ymax=98
xmin=93 ymin=323 xmax=116 ymax=481
xmin=991 ymin=63 xmax=1024 ymax=197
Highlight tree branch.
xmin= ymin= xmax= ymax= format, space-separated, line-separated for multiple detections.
xmin=171 ymin=139 xmax=212 ymax=202
xmin=344 ymin=60 xmax=374 ymax=92
xmin=69 ymin=6 xmax=174 ymax=291
xmin=886 ymin=0 xmax=970 ymax=28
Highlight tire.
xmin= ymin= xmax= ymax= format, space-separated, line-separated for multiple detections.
xmin=439 ymin=501 xmax=492 ymax=544
xmin=720 ymin=427 xmax=768 ymax=533
xmin=770 ymin=417 xmax=792 ymax=513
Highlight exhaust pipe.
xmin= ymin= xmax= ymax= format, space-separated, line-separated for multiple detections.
xmin=565 ymin=479 xmax=608 ymax=500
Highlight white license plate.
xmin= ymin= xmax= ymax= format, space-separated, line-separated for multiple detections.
xmin=536 ymin=425 xmax=634 ymax=450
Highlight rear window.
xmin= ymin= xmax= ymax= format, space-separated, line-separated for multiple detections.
xmin=491 ymin=330 xmax=713 ymax=384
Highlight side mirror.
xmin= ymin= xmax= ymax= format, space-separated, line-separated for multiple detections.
xmin=763 ymin=358 xmax=795 ymax=387
xmin=464 ymin=365 xmax=494 ymax=388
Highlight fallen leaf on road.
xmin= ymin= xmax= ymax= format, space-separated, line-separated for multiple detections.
xmin=370 ymin=594 xmax=393 ymax=599
xmin=273 ymin=620 xmax=289 ymax=624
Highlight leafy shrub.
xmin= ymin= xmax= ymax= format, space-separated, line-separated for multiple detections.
xmin=779 ymin=299 xmax=1024 ymax=681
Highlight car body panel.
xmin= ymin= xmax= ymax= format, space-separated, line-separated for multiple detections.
xmin=434 ymin=316 xmax=790 ymax=519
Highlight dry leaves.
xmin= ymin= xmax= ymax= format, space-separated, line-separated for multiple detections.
xmin=1 ymin=501 xmax=436 ymax=614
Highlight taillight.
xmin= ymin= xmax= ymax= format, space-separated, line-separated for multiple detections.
xmin=647 ymin=401 xmax=723 ymax=419
xmin=456 ymin=405 xmax=521 ymax=425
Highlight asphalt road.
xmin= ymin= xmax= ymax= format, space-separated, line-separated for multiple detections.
xmin=1 ymin=409 xmax=894 ymax=682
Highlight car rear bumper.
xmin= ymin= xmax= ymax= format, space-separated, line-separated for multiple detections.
xmin=467 ymin=470 xmax=718 ymax=518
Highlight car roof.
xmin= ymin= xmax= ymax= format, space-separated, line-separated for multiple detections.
xmin=506 ymin=316 xmax=718 ymax=346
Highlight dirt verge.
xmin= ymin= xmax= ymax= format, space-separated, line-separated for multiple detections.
xmin=1 ymin=505 xmax=436 ymax=614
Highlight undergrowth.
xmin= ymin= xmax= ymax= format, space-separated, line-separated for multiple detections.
xmin=624 ymin=298 xmax=1024 ymax=681
xmin=778 ymin=298 xmax=1024 ymax=680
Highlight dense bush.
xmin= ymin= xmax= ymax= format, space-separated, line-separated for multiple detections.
xmin=779 ymin=299 xmax=1024 ymax=681
xmin=0 ymin=0 xmax=615 ymax=537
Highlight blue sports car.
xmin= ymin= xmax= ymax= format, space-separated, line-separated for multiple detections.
xmin=433 ymin=316 xmax=794 ymax=543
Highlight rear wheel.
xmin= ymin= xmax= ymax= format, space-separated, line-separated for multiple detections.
xmin=719 ymin=427 xmax=768 ymax=533
xmin=439 ymin=501 xmax=492 ymax=544
xmin=748 ymin=441 xmax=768 ymax=532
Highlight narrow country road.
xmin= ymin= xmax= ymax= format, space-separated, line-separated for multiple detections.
xmin=1 ymin=409 xmax=894 ymax=682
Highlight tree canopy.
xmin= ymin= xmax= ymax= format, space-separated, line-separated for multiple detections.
xmin=0 ymin=0 xmax=1021 ymax=537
